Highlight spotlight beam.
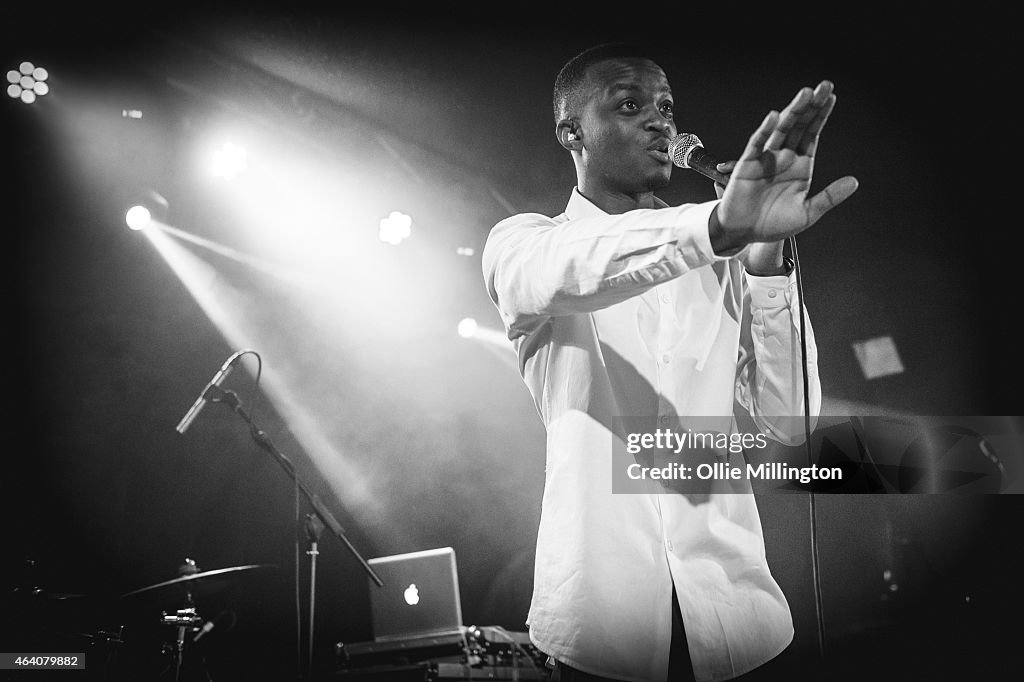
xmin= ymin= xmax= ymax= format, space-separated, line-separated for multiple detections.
xmin=142 ymin=224 xmax=410 ymax=549
xmin=155 ymin=223 xmax=330 ymax=292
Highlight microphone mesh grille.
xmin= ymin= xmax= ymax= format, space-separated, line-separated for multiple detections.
xmin=668 ymin=133 xmax=703 ymax=168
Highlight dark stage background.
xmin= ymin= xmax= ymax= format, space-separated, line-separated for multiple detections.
xmin=2 ymin=3 xmax=1019 ymax=681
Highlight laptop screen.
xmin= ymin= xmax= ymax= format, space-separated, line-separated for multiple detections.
xmin=366 ymin=546 xmax=464 ymax=642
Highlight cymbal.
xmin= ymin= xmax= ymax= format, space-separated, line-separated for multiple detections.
xmin=120 ymin=564 xmax=271 ymax=599
xmin=13 ymin=587 xmax=88 ymax=601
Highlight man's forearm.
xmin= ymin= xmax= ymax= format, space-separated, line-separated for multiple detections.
xmin=708 ymin=205 xmax=788 ymax=275
xmin=742 ymin=242 xmax=787 ymax=276
xmin=707 ymin=204 xmax=747 ymax=257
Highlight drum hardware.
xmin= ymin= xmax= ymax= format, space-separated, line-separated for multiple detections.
xmin=6 ymin=557 xmax=127 ymax=681
xmin=121 ymin=558 xmax=267 ymax=682
xmin=160 ymin=603 xmax=206 ymax=682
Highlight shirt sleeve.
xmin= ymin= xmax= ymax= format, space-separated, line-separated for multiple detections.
xmin=735 ymin=271 xmax=822 ymax=445
xmin=481 ymin=200 xmax=724 ymax=339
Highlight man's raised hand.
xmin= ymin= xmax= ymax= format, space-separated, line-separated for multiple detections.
xmin=715 ymin=80 xmax=859 ymax=246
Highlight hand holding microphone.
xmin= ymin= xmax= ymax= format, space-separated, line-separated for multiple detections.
xmin=713 ymin=160 xmax=735 ymax=200
xmin=666 ymin=133 xmax=734 ymax=199
xmin=668 ymin=132 xmax=731 ymax=187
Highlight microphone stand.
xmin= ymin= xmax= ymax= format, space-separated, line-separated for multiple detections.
xmin=213 ymin=388 xmax=383 ymax=679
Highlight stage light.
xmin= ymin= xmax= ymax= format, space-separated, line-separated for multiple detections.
xmin=456 ymin=247 xmax=475 ymax=257
xmin=455 ymin=319 xmax=517 ymax=367
xmin=379 ymin=211 xmax=412 ymax=246
xmin=457 ymin=318 xmax=478 ymax=339
xmin=125 ymin=205 xmax=152 ymax=231
xmin=6 ymin=61 xmax=49 ymax=104
xmin=210 ymin=141 xmax=248 ymax=180
xmin=124 ymin=189 xmax=169 ymax=231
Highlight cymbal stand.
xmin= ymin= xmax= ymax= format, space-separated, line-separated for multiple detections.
xmin=159 ymin=590 xmax=207 ymax=682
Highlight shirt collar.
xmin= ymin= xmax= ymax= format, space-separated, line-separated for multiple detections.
xmin=565 ymin=187 xmax=670 ymax=220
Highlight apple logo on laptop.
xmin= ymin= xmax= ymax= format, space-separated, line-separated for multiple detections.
xmin=404 ymin=583 xmax=420 ymax=606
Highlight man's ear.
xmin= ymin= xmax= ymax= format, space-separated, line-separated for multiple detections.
xmin=557 ymin=119 xmax=580 ymax=151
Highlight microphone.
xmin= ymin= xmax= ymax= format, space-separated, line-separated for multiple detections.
xmin=175 ymin=351 xmax=244 ymax=434
xmin=192 ymin=619 xmax=216 ymax=643
xmin=193 ymin=611 xmax=235 ymax=643
xmin=668 ymin=133 xmax=731 ymax=187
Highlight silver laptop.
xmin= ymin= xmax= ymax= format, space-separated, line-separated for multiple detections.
xmin=366 ymin=546 xmax=464 ymax=642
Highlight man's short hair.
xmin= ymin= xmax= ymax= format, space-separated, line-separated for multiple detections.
xmin=552 ymin=42 xmax=664 ymax=125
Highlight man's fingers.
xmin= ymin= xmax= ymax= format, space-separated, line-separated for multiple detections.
xmin=794 ymin=81 xmax=835 ymax=155
xmin=764 ymin=87 xmax=812 ymax=151
xmin=800 ymin=94 xmax=836 ymax=157
xmin=714 ymin=160 xmax=735 ymax=198
xmin=786 ymin=82 xmax=831 ymax=151
xmin=806 ymin=175 xmax=859 ymax=225
xmin=741 ymin=110 xmax=779 ymax=160
xmin=766 ymin=81 xmax=836 ymax=154
xmin=782 ymin=107 xmax=818 ymax=151
xmin=811 ymin=80 xmax=833 ymax=106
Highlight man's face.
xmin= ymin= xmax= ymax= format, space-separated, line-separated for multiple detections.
xmin=577 ymin=57 xmax=677 ymax=194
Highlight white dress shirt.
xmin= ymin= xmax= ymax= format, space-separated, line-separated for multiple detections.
xmin=481 ymin=189 xmax=821 ymax=682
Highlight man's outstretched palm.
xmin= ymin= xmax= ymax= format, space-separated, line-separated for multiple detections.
xmin=718 ymin=80 xmax=859 ymax=244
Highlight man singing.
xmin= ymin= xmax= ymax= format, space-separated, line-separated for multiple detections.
xmin=482 ymin=43 xmax=857 ymax=681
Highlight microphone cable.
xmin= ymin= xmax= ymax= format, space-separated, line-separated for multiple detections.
xmin=788 ymin=235 xmax=827 ymax=662
xmin=672 ymin=130 xmax=827 ymax=662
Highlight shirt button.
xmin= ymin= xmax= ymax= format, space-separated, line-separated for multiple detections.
xmin=660 ymin=292 xmax=670 ymax=304
xmin=660 ymin=416 xmax=671 ymax=425
xmin=662 ymin=354 xmax=671 ymax=364
xmin=768 ymin=289 xmax=777 ymax=299
xmin=666 ymin=541 xmax=674 ymax=552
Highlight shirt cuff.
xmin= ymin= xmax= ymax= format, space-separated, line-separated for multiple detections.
xmin=683 ymin=199 xmax=731 ymax=263
xmin=745 ymin=264 xmax=796 ymax=308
